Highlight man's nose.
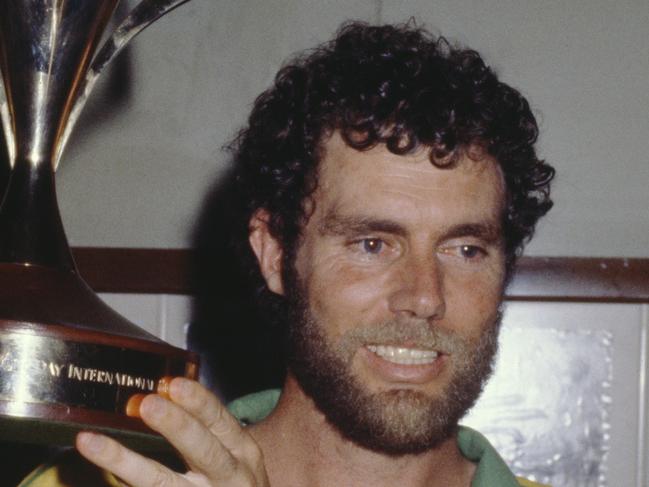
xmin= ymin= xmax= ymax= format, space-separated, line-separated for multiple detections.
xmin=387 ymin=252 xmax=446 ymax=321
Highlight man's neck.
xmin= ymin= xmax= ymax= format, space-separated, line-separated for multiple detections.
xmin=247 ymin=375 xmax=476 ymax=487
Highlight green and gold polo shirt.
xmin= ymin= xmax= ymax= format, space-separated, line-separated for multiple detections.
xmin=18 ymin=389 xmax=550 ymax=487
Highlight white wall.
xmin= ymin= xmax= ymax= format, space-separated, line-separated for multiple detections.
xmin=381 ymin=0 xmax=649 ymax=257
xmin=54 ymin=0 xmax=649 ymax=257
xmin=56 ymin=0 xmax=378 ymax=248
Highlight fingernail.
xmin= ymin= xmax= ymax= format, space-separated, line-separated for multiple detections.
xmin=157 ymin=376 xmax=174 ymax=399
xmin=185 ymin=362 xmax=198 ymax=379
xmin=141 ymin=394 xmax=166 ymax=418
xmin=125 ymin=393 xmax=146 ymax=418
xmin=79 ymin=432 xmax=105 ymax=453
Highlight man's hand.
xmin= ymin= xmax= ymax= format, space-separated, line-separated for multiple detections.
xmin=76 ymin=378 xmax=270 ymax=487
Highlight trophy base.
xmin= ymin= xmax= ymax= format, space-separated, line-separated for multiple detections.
xmin=0 ymin=411 xmax=168 ymax=452
xmin=0 ymin=263 xmax=199 ymax=450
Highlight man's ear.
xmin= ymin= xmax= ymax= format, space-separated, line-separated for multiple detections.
xmin=249 ymin=209 xmax=285 ymax=296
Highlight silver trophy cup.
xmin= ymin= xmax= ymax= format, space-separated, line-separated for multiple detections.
xmin=0 ymin=0 xmax=198 ymax=449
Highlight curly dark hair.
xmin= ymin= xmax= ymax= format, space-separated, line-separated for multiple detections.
xmin=229 ymin=20 xmax=554 ymax=308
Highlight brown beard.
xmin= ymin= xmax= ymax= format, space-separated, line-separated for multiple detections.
xmin=284 ymin=276 xmax=501 ymax=456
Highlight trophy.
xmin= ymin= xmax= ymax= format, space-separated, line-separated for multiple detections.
xmin=0 ymin=0 xmax=198 ymax=450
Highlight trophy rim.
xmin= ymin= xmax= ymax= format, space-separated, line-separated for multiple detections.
xmin=0 ymin=319 xmax=199 ymax=362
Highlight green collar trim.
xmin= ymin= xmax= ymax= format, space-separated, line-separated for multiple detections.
xmin=228 ymin=389 xmax=280 ymax=424
xmin=456 ymin=426 xmax=520 ymax=486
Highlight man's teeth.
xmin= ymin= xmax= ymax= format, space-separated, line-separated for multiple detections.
xmin=366 ymin=345 xmax=439 ymax=365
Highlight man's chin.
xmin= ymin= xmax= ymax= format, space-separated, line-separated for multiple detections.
xmin=315 ymin=386 xmax=460 ymax=456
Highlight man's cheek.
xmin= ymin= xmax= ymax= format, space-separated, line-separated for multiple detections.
xmin=308 ymin=282 xmax=385 ymax=341
xmin=309 ymin=254 xmax=379 ymax=295
xmin=446 ymin=272 xmax=502 ymax=310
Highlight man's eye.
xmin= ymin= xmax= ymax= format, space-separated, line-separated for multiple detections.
xmin=458 ymin=245 xmax=485 ymax=259
xmin=361 ymin=238 xmax=384 ymax=254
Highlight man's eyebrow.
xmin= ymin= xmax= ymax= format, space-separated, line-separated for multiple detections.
xmin=442 ymin=223 xmax=503 ymax=243
xmin=319 ymin=212 xmax=407 ymax=237
xmin=319 ymin=211 xmax=502 ymax=242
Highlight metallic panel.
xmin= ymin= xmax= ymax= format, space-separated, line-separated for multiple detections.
xmin=464 ymin=325 xmax=613 ymax=487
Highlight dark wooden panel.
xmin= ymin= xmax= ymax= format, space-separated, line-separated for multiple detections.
xmin=72 ymin=247 xmax=193 ymax=294
xmin=509 ymin=256 xmax=649 ymax=303
xmin=72 ymin=248 xmax=649 ymax=302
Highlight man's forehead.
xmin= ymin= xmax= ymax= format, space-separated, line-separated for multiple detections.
xmin=302 ymin=132 xmax=507 ymax=243
xmin=315 ymin=132 xmax=505 ymax=199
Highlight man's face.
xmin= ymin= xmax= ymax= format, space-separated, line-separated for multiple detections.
xmin=259 ymin=133 xmax=507 ymax=454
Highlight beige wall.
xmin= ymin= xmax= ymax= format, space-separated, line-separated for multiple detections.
xmin=55 ymin=0 xmax=649 ymax=257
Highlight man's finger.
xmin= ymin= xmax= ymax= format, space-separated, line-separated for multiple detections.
xmin=139 ymin=394 xmax=242 ymax=481
xmin=76 ymin=431 xmax=183 ymax=487
xmin=168 ymin=378 xmax=253 ymax=454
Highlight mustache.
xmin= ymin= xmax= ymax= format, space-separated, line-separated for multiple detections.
xmin=335 ymin=319 xmax=470 ymax=359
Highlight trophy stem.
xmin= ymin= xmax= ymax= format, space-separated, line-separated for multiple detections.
xmin=0 ymin=159 xmax=75 ymax=271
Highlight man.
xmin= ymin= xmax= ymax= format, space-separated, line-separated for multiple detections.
xmin=73 ymin=21 xmax=554 ymax=487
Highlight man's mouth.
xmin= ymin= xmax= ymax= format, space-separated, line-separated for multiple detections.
xmin=366 ymin=345 xmax=439 ymax=365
